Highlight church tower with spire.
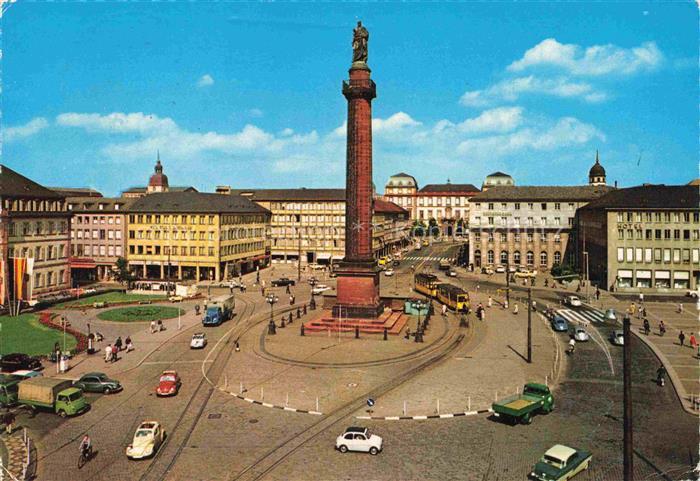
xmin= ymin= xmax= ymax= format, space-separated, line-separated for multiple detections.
xmin=588 ymin=150 xmax=606 ymax=186
xmin=147 ymin=152 xmax=170 ymax=193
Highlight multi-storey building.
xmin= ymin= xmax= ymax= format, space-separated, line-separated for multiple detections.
xmin=468 ymin=156 xmax=613 ymax=271
xmin=415 ymin=183 xmax=480 ymax=236
xmin=383 ymin=173 xmax=418 ymax=218
xmin=66 ymin=197 xmax=133 ymax=283
xmin=126 ymin=192 xmax=270 ymax=281
xmin=231 ymin=188 xmax=410 ymax=264
xmin=383 ymin=175 xmax=480 ymax=236
xmin=577 ymin=184 xmax=700 ymax=293
xmin=0 ymin=165 xmax=71 ymax=302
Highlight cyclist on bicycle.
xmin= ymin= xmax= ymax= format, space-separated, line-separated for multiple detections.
xmin=79 ymin=434 xmax=92 ymax=458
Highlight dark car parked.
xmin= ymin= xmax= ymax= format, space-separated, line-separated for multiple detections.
xmin=74 ymin=372 xmax=122 ymax=394
xmin=271 ymin=278 xmax=295 ymax=287
xmin=0 ymin=353 xmax=42 ymax=373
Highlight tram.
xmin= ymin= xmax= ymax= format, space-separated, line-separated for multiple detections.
xmin=414 ymin=273 xmax=440 ymax=297
xmin=436 ymin=283 xmax=470 ymax=312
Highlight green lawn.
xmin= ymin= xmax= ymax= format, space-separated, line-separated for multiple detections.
xmin=0 ymin=314 xmax=77 ymax=356
xmin=96 ymin=306 xmax=184 ymax=323
xmin=55 ymin=291 xmax=166 ymax=308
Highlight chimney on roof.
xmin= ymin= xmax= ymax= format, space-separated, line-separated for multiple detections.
xmin=216 ymin=185 xmax=231 ymax=195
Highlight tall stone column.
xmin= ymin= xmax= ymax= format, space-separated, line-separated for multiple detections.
xmin=333 ymin=26 xmax=382 ymax=319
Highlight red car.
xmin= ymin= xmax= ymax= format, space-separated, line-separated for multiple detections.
xmin=156 ymin=370 xmax=181 ymax=397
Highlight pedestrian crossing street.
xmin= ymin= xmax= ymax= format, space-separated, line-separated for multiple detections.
xmin=403 ymin=256 xmax=455 ymax=262
xmin=555 ymin=307 xmax=606 ymax=325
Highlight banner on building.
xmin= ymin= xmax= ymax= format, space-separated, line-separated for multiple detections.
xmin=8 ymin=257 xmax=31 ymax=302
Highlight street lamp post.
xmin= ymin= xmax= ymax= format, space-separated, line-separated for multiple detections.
xmin=583 ymin=251 xmax=590 ymax=303
xmin=527 ymin=288 xmax=532 ymax=363
xmin=623 ymin=315 xmax=633 ymax=481
xmin=505 ymin=260 xmax=510 ymax=307
xmin=266 ymin=293 xmax=278 ymax=325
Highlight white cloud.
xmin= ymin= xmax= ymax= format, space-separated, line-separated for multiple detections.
xmin=460 ymin=76 xmax=606 ymax=107
xmin=508 ymin=38 xmax=663 ymax=76
xmin=457 ymin=117 xmax=605 ymax=159
xmin=197 ymin=74 xmax=214 ymax=87
xmin=457 ymin=107 xmax=523 ymax=133
xmin=248 ymin=108 xmax=264 ymax=118
xmin=372 ymin=112 xmax=421 ymax=132
xmin=4 ymin=117 xmax=49 ymax=142
xmin=56 ymin=112 xmax=177 ymax=134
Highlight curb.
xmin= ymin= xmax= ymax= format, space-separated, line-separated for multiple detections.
xmin=356 ymin=408 xmax=493 ymax=421
xmin=221 ymin=389 xmax=324 ymax=416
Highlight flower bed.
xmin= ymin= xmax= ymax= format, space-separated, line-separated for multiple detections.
xmin=38 ymin=312 xmax=89 ymax=355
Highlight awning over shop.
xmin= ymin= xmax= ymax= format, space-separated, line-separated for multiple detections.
xmin=617 ymin=269 xmax=633 ymax=278
xmin=673 ymin=271 xmax=689 ymax=280
xmin=316 ymin=253 xmax=333 ymax=260
xmin=654 ymin=270 xmax=670 ymax=279
xmin=635 ymin=270 xmax=652 ymax=279
xmin=70 ymin=257 xmax=97 ymax=269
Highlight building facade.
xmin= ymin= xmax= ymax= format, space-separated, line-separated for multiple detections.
xmin=126 ymin=192 xmax=270 ymax=281
xmin=231 ymin=188 xmax=410 ymax=264
xmin=66 ymin=197 xmax=132 ymax=283
xmin=122 ymin=156 xmax=197 ymax=198
xmin=577 ymin=185 xmax=700 ymax=293
xmin=0 ymin=165 xmax=71 ymax=302
xmin=383 ymin=173 xmax=418 ymax=218
xmin=482 ymin=171 xmax=515 ymax=191
xmin=415 ymin=183 xmax=480 ymax=236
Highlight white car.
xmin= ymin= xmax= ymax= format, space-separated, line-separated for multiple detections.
xmin=565 ymin=296 xmax=582 ymax=307
xmin=190 ymin=333 xmax=207 ymax=349
xmin=168 ymin=295 xmax=183 ymax=303
xmin=336 ymin=427 xmax=382 ymax=455
xmin=126 ymin=421 xmax=165 ymax=460
xmin=570 ymin=327 xmax=590 ymax=342
xmin=495 ymin=265 xmax=506 ymax=273
xmin=448 ymin=270 xmax=457 ymax=277
xmin=219 ymin=279 xmax=239 ymax=288
xmin=384 ymin=269 xmax=394 ymax=277
xmin=311 ymin=284 xmax=331 ymax=295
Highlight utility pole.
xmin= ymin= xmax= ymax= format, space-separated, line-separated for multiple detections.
xmin=297 ymin=230 xmax=302 ymax=281
xmin=623 ymin=314 xmax=633 ymax=481
xmin=527 ymin=287 xmax=532 ymax=363
xmin=505 ymin=261 xmax=510 ymax=306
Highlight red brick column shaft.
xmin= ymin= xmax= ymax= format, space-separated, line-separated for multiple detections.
xmin=343 ymin=67 xmax=376 ymax=263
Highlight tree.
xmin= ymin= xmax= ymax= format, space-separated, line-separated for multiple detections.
xmin=114 ymin=257 xmax=135 ymax=287
xmin=428 ymin=218 xmax=440 ymax=237
xmin=412 ymin=219 xmax=426 ymax=237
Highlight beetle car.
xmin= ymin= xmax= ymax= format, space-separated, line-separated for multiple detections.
xmin=74 ymin=372 xmax=122 ymax=394
xmin=550 ymin=315 xmax=569 ymax=332
xmin=448 ymin=270 xmax=458 ymax=277
xmin=126 ymin=421 xmax=165 ymax=460
xmin=0 ymin=353 xmax=42 ymax=373
xmin=384 ymin=269 xmax=394 ymax=277
xmin=335 ymin=426 xmax=382 ymax=455
xmin=604 ymin=309 xmax=617 ymax=322
xmin=530 ymin=444 xmax=592 ymax=481
xmin=609 ymin=330 xmax=624 ymax=346
xmin=311 ymin=284 xmax=331 ymax=295
xmin=570 ymin=327 xmax=590 ymax=342
xmin=156 ymin=370 xmax=181 ymax=396
xmin=565 ymin=295 xmax=582 ymax=307
xmin=190 ymin=333 xmax=207 ymax=349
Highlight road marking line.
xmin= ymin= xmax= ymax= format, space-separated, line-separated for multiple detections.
xmin=142 ymin=360 xmax=214 ymax=365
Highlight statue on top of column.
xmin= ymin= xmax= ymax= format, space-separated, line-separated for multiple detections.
xmin=352 ymin=21 xmax=369 ymax=63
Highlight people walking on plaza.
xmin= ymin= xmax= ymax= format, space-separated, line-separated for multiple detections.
xmin=659 ymin=320 xmax=666 ymax=336
xmin=678 ymin=303 xmax=683 ymax=313
xmin=544 ymin=278 xmax=549 ymax=288
xmin=125 ymin=336 xmax=133 ymax=352
xmin=286 ymin=284 xmax=291 ymax=294
xmin=637 ymin=306 xmax=643 ymax=319
xmin=678 ymin=330 xmax=686 ymax=347
xmin=111 ymin=344 xmax=118 ymax=363
xmin=643 ymin=318 xmax=650 ymax=335
xmin=115 ymin=336 xmax=123 ymax=351
xmin=105 ymin=344 xmax=112 ymax=363
xmin=441 ymin=304 xmax=447 ymax=317
xmin=513 ymin=303 xmax=519 ymax=315
xmin=157 ymin=320 xmax=164 ymax=331
xmin=289 ymin=295 xmax=295 ymax=305
xmin=503 ymin=300 xmax=508 ymax=310
xmin=567 ymin=338 xmax=575 ymax=355
xmin=487 ymin=296 xmax=492 ymax=308
xmin=595 ymin=287 xmax=600 ymax=301
xmin=690 ymin=333 xmax=697 ymax=352
xmin=642 ymin=307 xmax=647 ymax=318
xmin=3 ymin=409 xmax=15 ymax=434
xmin=629 ymin=303 xmax=636 ymax=316
xmin=150 ymin=321 xmax=157 ymax=334
xmin=639 ymin=293 xmax=644 ymax=304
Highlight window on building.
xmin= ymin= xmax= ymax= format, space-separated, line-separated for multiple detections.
xmin=514 ymin=203 xmax=520 ymax=210
xmin=626 ymin=248 xmax=634 ymax=262
xmin=554 ymin=203 xmax=561 ymax=210
xmin=541 ymin=203 xmax=547 ymax=211
xmin=617 ymin=212 xmax=624 ymax=222
xmin=673 ymin=248 xmax=680 ymax=263
xmin=663 ymin=248 xmax=671 ymax=263
xmin=554 ymin=217 xmax=561 ymax=226
xmin=527 ymin=233 xmax=533 ymax=243
xmin=618 ymin=229 xmax=624 ymax=240
xmin=500 ymin=251 xmax=508 ymax=264
xmin=514 ymin=233 xmax=521 ymax=242
xmin=500 ymin=232 xmax=507 ymax=242
xmin=526 ymin=251 xmax=534 ymax=266
xmin=617 ymin=247 xmax=625 ymax=262
xmin=474 ymin=250 xmax=481 ymax=265
xmin=488 ymin=203 xmax=494 ymax=210
xmin=513 ymin=251 xmax=521 ymax=264
xmin=644 ymin=248 xmax=652 ymax=263
xmin=553 ymin=251 xmax=561 ymax=264
xmin=674 ymin=229 xmax=680 ymax=240
xmin=487 ymin=250 xmax=494 ymax=264
xmin=654 ymin=248 xmax=662 ymax=262
xmin=487 ymin=232 xmax=494 ymax=242
xmin=540 ymin=251 xmax=548 ymax=266
xmin=541 ymin=232 xmax=548 ymax=242
xmin=645 ymin=229 xmax=652 ymax=240
xmin=635 ymin=248 xmax=643 ymax=261
xmin=554 ymin=233 xmax=561 ymax=243
xmin=540 ymin=217 xmax=547 ymax=226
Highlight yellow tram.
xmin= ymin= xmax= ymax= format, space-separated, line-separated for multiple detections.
xmin=436 ymin=283 xmax=470 ymax=312
xmin=414 ymin=273 xmax=440 ymax=297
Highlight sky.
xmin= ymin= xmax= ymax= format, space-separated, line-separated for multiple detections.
xmin=1 ymin=3 xmax=697 ymax=196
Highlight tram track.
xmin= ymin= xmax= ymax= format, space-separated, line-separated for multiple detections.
xmin=229 ymin=332 xmax=466 ymax=481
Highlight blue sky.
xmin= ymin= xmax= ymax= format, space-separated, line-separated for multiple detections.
xmin=2 ymin=3 xmax=697 ymax=196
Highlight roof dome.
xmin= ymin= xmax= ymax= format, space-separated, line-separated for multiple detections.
xmin=589 ymin=151 xmax=606 ymax=177
xmin=148 ymin=155 xmax=169 ymax=190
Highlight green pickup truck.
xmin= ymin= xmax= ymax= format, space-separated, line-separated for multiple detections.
xmin=492 ymin=382 xmax=553 ymax=425
xmin=18 ymin=377 xmax=90 ymax=417
xmin=0 ymin=375 xmax=21 ymax=408
xmin=530 ymin=444 xmax=592 ymax=481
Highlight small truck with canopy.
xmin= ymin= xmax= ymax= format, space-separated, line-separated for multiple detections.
xmin=18 ymin=377 xmax=90 ymax=417
xmin=492 ymin=382 xmax=553 ymax=425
